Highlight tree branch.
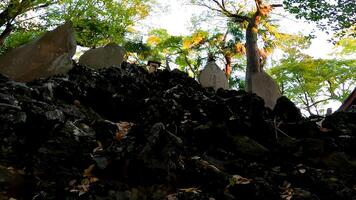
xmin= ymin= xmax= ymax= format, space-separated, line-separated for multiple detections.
xmin=22 ymin=1 xmax=56 ymax=13
xmin=197 ymin=1 xmax=250 ymax=23
xmin=305 ymin=97 xmax=333 ymax=108
xmin=0 ymin=22 xmax=13 ymax=46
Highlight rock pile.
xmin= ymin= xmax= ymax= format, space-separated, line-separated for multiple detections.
xmin=0 ymin=62 xmax=355 ymax=199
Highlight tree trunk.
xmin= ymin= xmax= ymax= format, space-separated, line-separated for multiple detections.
xmin=224 ymin=54 xmax=232 ymax=78
xmin=0 ymin=1 xmax=22 ymax=44
xmin=0 ymin=23 xmax=13 ymax=46
xmin=245 ymin=12 xmax=261 ymax=93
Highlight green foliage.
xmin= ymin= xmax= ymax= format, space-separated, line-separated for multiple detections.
xmin=0 ymin=29 xmax=43 ymax=55
xmin=190 ymin=0 xmax=284 ymax=86
xmin=0 ymin=0 xmax=153 ymax=50
xmin=229 ymin=75 xmax=245 ymax=90
xmin=123 ymin=40 xmax=152 ymax=64
xmin=283 ymin=0 xmax=356 ymax=37
xmin=137 ymin=20 xmax=250 ymax=79
xmin=135 ymin=28 xmax=207 ymax=77
xmin=269 ymin=35 xmax=356 ymax=115
xmin=54 ymin=0 xmax=152 ymax=47
xmin=334 ymin=38 xmax=356 ymax=56
xmin=139 ymin=26 xmax=247 ymax=78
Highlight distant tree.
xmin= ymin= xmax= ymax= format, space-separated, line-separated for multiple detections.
xmin=198 ymin=21 xmax=246 ymax=78
xmin=54 ymin=0 xmax=152 ymax=47
xmin=184 ymin=23 xmax=248 ymax=88
xmin=191 ymin=0 xmax=282 ymax=93
xmin=144 ymin=28 xmax=205 ymax=78
xmin=334 ymin=37 xmax=356 ymax=57
xmin=269 ymin=35 xmax=356 ymax=115
xmin=283 ymin=0 xmax=356 ymax=37
xmin=124 ymin=39 xmax=152 ymax=65
xmin=139 ymin=27 xmax=246 ymax=81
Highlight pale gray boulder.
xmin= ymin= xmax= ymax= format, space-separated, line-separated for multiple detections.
xmin=0 ymin=22 xmax=76 ymax=82
xmin=78 ymin=43 xmax=125 ymax=69
xmin=198 ymin=61 xmax=229 ymax=90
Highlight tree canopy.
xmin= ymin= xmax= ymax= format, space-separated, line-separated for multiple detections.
xmin=0 ymin=0 xmax=153 ymax=50
xmin=283 ymin=0 xmax=356 ymax=37
xmin=269 ymin=35 xmax=356 ymax=115
xmin=191 ymin=0 xmax=283 ymax=92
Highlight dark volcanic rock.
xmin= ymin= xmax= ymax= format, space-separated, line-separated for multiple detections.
xmin=0 ymin=62 xmax=355 ymax=199
xmin=274 ymin=96 xmax=303 ymax=122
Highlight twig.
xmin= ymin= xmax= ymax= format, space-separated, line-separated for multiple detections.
xmin=270 ymin=117 xmax=296 ymax=140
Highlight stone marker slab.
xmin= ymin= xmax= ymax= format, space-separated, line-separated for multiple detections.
xmin=198 ymin=61 xmax=229 ymax=90
xmin=251 ymin=71 xmax=281 ymax=109
xmin=0 ymin=22 xmax=76 ymax=82
xmin=78 ymin=43 xmax=125 ymax=69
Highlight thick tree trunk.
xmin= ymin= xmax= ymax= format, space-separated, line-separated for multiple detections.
xmin=245 ymin=13 xmax=261 ymax=93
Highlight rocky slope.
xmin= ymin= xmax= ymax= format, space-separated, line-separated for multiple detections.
xmin=0 ymin=62 xmax=355 ymax=199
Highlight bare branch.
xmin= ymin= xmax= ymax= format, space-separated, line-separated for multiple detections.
xmin=306 ymin=98 xmax=333 ymax=108
xmin=221 ymin=0 xmax=226 ymax=9
xmin=197 ymin=0 xmax=250 ymax=23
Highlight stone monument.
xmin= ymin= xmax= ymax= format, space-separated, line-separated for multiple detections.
xmin=251 ymin=71 xmax=281 ymax=109
xmin=198 ymin=61 xmax=229 ymax=91
xmin=0 ymin=22 xmax=76 ymax=82
xmin=78 ymin=43 xmax=125 ymax=69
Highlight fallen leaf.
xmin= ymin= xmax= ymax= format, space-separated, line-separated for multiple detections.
xmin=179 ymin=187 xmax=201 ymax=194
xmin=320 ymin=127 xmax=331 ymax=132
xmin=231 ymin=175 xmax=252 ymax=185
xmin=116 ymin=121 xmax=134 ymax=141
xmin=83 ymin=164 xmax=95 ymax=177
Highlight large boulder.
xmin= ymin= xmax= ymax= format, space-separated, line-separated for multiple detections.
xmin=78 ymin=43 xmax=125 ymax=69
xmin=0 ymin=22 xmax=76 ymax=82
xmin=198 ymin=61 xmax=229 ymax=90
xmin=251 ymin=71 xmax=281 ymax=109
